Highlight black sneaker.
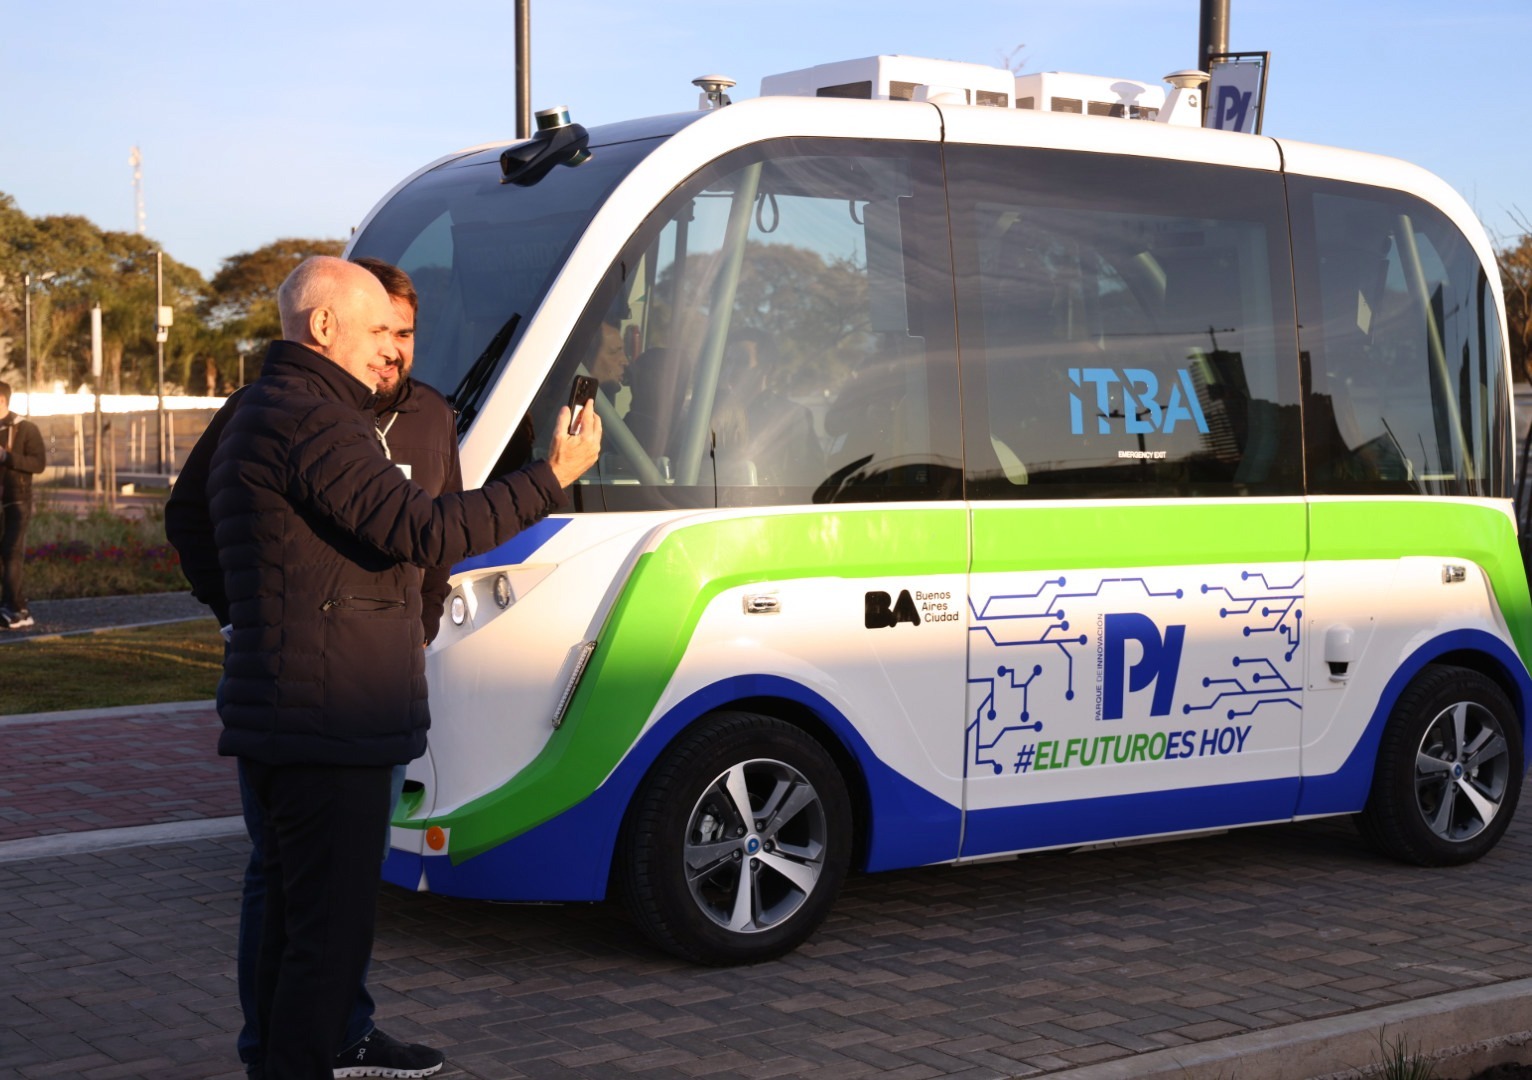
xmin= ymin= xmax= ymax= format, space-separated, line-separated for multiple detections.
xmin=332 ymin=1028 xmax=444 ymax=1078
xmin=0 ymin=608 xmax=32 ymax=630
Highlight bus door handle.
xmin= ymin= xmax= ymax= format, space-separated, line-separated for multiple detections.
xmin=743 ymin=593 xmax=781 ymax=615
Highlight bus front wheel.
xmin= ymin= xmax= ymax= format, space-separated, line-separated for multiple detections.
xmin=617 ymin=712 xmax=852 ymax=965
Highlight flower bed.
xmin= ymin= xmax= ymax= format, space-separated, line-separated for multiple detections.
xmin=23 ymin=504 xmax=187 ymax=599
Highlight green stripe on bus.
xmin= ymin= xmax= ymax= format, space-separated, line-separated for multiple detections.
xmin=439 ymin=508 xmax=969 ymax=860
xmin=972 ymin=499 xmax=1529 ymax=661
xmin=971 ymin=501 xmax=1305 ymax=570
xmin=1308 ymin=500 xmax=1532 ymax=662
xmin=437 ymin=498 xmax=1531 ymax=861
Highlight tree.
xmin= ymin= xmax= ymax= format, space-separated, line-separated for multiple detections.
xmin=653 ymin=241 xmax=872 ymax=395
xmin=207 ymin=237 xmax=345 ymax=362
xmin=39 ymin=226 xmax=209 ymax=393
xmin=0 ymin=197 xmax=354 ymax=396
xmin=730 ymin=242 xmax=871 ymax=392
xmin=0 ymin=196 xmax=218 ymax=394
xmin=0 ymin=194 xmax=68 ymax=383
xmin=1500 ymin=222 xmax=1532 ymax=384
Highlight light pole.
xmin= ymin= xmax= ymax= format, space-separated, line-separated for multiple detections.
xmin=154 ymin=250 xmax=174 ymax=472
xmin=21 ymin=270 xmax=57 ymax=416
xmin=1199 ymin=0 xmax=1231 ymax=73
xmin=515 ymin=0 xmax=531 ymax=139
xmin=91 ymin=302 xmax=104 ymax=497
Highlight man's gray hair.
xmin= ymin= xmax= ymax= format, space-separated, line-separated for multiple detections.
xmin=277 ymin=256 xmax=348 ymax=339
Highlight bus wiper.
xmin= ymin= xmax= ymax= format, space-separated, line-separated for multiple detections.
xmin=449 ymin=312 xmax=521 ymax=436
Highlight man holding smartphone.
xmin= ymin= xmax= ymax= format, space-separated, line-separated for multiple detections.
xmin=171 ymin=257 xmax=467 ymax=1078
xmin=169 ymin=256 xmax=599 ymax=1077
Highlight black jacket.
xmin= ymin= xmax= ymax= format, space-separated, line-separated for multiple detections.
xmin=205 ymin=340 xmax=566 ymax=767
xmin=376 ymin=378 xmax=463 ymax=643
xmin=167 ymin=376 xmax=463 ymax=640
xmin=0 ymin=412 xmax=46 ymax=507
xmin=166 ymin=388 xmax=253 ymax=627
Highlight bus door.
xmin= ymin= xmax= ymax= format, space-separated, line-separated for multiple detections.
xmin=942 ymin=132 xmax=1309 ymax=857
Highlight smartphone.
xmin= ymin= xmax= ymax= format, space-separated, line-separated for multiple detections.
xmin=567 ymin=375 xmax=599 ymax=435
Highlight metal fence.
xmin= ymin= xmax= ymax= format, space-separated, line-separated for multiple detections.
xmin=32 ymin=408 xmax=222 ymax=492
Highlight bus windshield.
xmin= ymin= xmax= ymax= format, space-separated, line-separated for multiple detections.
xmin=348 ymin=124 xmax=680 ymax=413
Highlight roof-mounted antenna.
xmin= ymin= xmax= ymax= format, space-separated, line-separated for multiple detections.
xmin=692 ymin=75 xmax=735 ymax=110
xmin=1157 ymin=70 xmax=1209 ymax=127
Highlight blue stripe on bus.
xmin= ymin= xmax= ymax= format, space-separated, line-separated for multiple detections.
xmin=962 ymin=778 xmax=1298 ymax=856
xmin=413 ymin=674 xmax=965 ymax=901
xmin=404 ymin=630 xmax=1532 ymax=900
xmin=1296 ymin=629 xmax=1532 ymax=816
xmin=452 ymin=517 xmax=569 ymax=575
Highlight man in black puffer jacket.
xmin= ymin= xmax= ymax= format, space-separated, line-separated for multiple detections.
xmin=167 ymin=258 xmax=466 ymax=1078
xmin=208 ymin=256 xmax=600 ymax=1079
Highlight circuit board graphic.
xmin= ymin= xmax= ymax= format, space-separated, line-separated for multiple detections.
xmin=965 ymin=568 xmax=1303 ymax=777
xmin=1183 ymin=570 xmax=1303 ymax=720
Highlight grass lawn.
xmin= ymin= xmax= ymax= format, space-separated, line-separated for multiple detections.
xmin=2 ymin=620 xmax=223 ymax=715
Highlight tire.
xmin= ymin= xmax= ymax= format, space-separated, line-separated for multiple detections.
xmin=1358 ymin=665 xmax=1523 ymax=866
xmin=616 ymin=711 xmax=852 ymax=965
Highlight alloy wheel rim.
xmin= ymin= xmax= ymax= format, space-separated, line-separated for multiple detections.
xmin=1414 ymin=700 xmax=1511 ymax=843
xmin=682 ymin=757 xmax=828 ymax=934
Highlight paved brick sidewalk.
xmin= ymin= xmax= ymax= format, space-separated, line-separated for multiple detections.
xmin=0 ymin=704 xmax=234 ymax=843
xmin=6 ymin=704 xmax=1532 ymax=1078
xmin=6 ymin=799 xmax=1532 ymax=1077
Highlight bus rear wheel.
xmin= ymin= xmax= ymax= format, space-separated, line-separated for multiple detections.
xmin=1358 ymin=665 xmax=1522 ymax=866
xmin=617 ymin=712 xmax=852 ymax=965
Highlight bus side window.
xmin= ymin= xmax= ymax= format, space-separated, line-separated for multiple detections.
xmin=949 ymin=145 xmax=1303 ymax=500
xmin=522 ymin=139 xmax=962 ymax=511
xmin=1293 ymin=179 xmax=1507 ymax=497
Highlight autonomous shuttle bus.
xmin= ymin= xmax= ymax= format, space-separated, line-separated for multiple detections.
xmin=346 ymin=55 xmax=1527 ymax=965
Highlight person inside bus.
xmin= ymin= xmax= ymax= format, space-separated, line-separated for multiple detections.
xmin=710 ymin=328 xmax=821 ymax=487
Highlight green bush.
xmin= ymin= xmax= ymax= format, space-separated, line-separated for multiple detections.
xmin=23 ymin=500 xmax=186 ymax=599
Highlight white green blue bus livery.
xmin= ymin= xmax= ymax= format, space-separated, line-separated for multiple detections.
xmin=347 ymin=56 xmax=1526 ymax=964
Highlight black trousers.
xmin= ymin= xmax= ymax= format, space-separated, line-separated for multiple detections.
xmin=241 ymin=760 xmax=392 ymax=1080
xmin=0 ymin=499 xmax=31 ymax=612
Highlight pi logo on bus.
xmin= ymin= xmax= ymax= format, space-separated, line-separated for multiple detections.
xmin=1068 ymin=367 xmax=1210 ymax=436
xmin=1100 ymin=612 xmax=1185 ymax=720
xmin=1215 ymin=86 xmax=1253 ymax=132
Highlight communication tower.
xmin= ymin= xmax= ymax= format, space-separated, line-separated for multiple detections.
xmin=129 ymin=145 xmax=146 ymax=234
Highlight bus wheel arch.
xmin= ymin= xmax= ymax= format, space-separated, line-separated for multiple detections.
xmin=727 ymin=694 xmax=871 ymax=864
xmin=1431 ymin=648 xmax=1531 ymax=762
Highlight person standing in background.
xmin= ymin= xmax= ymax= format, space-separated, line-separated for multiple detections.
xmin=0 ymin=380 xmax=46 ymax=631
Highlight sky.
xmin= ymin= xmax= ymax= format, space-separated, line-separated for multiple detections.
xmin=2 ymin=0 xmax=1528 ymax=280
